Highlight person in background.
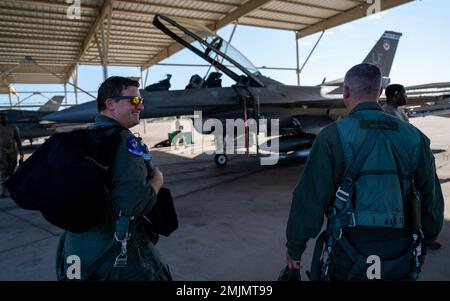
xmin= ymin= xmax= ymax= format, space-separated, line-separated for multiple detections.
xmin=0 ymin=112 xmax=24 ymax=198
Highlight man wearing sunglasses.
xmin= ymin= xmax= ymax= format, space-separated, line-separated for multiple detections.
xmin=57 ymin=76 xmax=171 ymax=281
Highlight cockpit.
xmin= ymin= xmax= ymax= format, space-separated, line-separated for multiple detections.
xmin=151 ymin=14 xmax=264 ymax=89
xmin=144 ymin=72 xmax=223 ymax=92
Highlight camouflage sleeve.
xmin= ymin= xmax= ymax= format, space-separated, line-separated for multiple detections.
xmin=414 ymin=132 xmax=444 ymax=246
xmin=109 ymin=131 xmax=157 ymax=217
xmin=286 ymin=124 xmax=345 ymax=260
xmin=13 ymin=125 xmax=23 ymax=153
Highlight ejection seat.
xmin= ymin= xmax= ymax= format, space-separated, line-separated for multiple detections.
xmin=205 ymin=72 xmax=222 ymax=88
xmin=185 ymin=74 xmax=205 ymax=89
xmin=145 ymin=74 xmax=172 ymax=92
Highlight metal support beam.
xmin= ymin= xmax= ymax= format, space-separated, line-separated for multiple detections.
xmin=26 ymin=58 xmax=95 ymax=99
xmin=0 ymin=63 xmax=23 ymax=78
xmin=141 ymin=0 xmax=273 ymax=70
xmin=105 ymin=2 xmax=112 ymax=78
xmin=295 ymin=32 xmax=300 ymax=86
xmin=8 ymin=90 xmax=12 ymax=108
xmin=14 ymin=92 xmax=37 ymax=108
xmin=94 ymin=3 xmax=111 ymax=82
xmin=298 ymin=31 xmax=325 ymax=75
xmin=1 ymin=0 xmax=97 ymax=13
xmin=142 ymin=119 xmax=146 ymax=135
xmin=296 ymin=0 xmax=413 ymax=38
xmin=210 ymin=0 xmax=272 ymax=31
xmin=64 ymin=83 xmax=68 ymax=105
xmin=144 ymin=68 xmax=149 ymax=87
xmin=99 ymin=30 xmax=107 ymax=81
xmin=73 ymin=65 xmax=78 ymax=104
xmin=228 ymin=22 xmax=238 ymax=43
xmin=113 ymin=0 xmax=224 ymax=16
xmin=65 ymin=0 xmax=112 ymax=83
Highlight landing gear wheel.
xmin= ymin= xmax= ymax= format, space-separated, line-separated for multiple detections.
xmin=214 ymin=154 xmax=228 ymax=167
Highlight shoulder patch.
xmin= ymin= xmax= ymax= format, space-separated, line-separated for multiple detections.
xmin=127 ymin=136 xmax=143 ymax=156
xmin=141 ymin=143 xmax=152 ymax=161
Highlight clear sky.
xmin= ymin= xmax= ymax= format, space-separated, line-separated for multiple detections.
xmin=1 ymin=0 xmax=449 ymax=108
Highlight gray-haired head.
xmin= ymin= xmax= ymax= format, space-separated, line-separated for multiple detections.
xmin=344 ymin=63 xmax=382 ymax=103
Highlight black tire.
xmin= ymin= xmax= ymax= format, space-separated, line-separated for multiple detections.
xmin=214 ymin=154 xmax=228 ymax=167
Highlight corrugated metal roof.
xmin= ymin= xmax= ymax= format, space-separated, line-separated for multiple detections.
xmin=0 ymin=0 xmax=413 ymax=85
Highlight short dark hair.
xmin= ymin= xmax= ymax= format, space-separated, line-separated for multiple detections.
xmin=96 ymin=76 xmax=140 ymax=112
xmin=385 ymin=84 xmax=405 ymax=99
xmin=344 ymin=63 xmax=382 ymax=100
xmin=0 ymin=112 xmax=7 ymax=117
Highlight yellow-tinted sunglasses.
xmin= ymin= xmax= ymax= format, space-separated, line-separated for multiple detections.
xmin=111 ymin=96 xmax=144 ymax=106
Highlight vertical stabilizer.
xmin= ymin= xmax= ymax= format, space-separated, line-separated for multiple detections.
xmin=37 ymin=96 xmax=64 ymax=112
xmin=362 ymin=31 xmax=402 ymax=77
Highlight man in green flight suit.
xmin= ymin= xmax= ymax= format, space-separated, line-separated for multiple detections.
xmin=57 ymin=76 xmax=171 ymax=281
xmin=383 ymin=83 xmax=442 ymax=251
xmin=285 ymin=64 xmax=444 ymax=281
xmin=0 ymin=112 xmax=24 ymax=198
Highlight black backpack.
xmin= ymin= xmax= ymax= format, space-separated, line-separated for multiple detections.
xmin=6 ymin=126 xmax=124 ymax=233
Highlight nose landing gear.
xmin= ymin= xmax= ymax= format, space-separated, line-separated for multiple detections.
xmin=214 ymin=154 xmax=228 ymax=167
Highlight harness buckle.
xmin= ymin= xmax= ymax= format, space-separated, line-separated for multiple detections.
xmin=335 ymin=187 xmax=350 ymax=203
xmin=114 ymin=254 xmax=128 ymax=268
xmin=113 ymin=232 xmax=131 ymax=268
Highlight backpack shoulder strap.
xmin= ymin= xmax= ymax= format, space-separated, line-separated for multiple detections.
xmin=93 ymin=125 xmax=127 ymax=181
xmin=329 ymin=127 xmax=381 ymax=221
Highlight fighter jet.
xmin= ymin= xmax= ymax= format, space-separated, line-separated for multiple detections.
xmin=44 ymin=15 xmax=403 ymax=166
xmin=1 ymin=96 xmax=64 ymax=121
xmin=1 ymin=96 xmax=65 ymax=140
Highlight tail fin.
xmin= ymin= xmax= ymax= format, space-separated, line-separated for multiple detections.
xmin=362 ymin=31 xmax=402 ymax=77
xmin=38 ymin=96 xmax=64 ymax=112
xmin=321 ymin=31 xmax=402 ymax=87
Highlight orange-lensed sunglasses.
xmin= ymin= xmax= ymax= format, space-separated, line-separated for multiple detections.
xmin=111 ymin=96 xmax=144 ymax=106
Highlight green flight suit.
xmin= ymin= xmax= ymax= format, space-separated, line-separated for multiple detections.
xmin=382 ymin=103 xmax=409 ymax=123
xmin=57 ymin=115 xmax=171 ymax=281
xmin=286 ymin=102 xmax=444 ymax=280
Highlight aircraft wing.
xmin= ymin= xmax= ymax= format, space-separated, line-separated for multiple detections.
xmin=406 ymin=103 xmax=450 ymax=118
xmin=403 ymin=82 xmax=450 ymax=118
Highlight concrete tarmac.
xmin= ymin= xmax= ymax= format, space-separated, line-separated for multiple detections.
xmin=0 ymin=116 xmax=449 ymax=281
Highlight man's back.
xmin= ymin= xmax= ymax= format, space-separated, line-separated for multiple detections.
xmin=330 ymin=104 xmax=422 ymax=279
xmin=286 ymin=64 xmax=444 ymax=280
xmin=336 ymin=106 xmax=419 ymax=227
xmin=286 ymin=102 xmax=444 ymax=280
